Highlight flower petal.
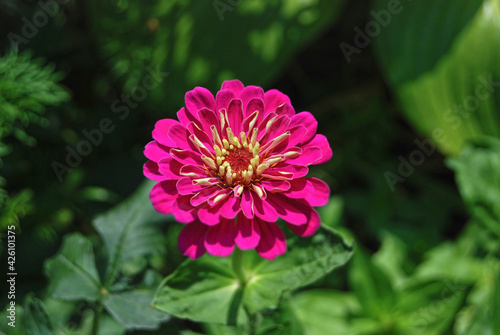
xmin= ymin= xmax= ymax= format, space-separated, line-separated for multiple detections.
xmin=304 ymin=134 xmax=332 ymax=165
xmin=266 ymin=193 xmax=312 ymax=225
xmin=198 ymin=201 xmax=223 ymax=226
xmin=169 ymin=148 xmax=204 ymax=166
xmin=204 ymin=218 xmax=236 ymax=257
xmin=220 ymin=196 xmax=241 ymax=219
xmin=261 ymin=180 xmax=291 ymax=192
xmin=143 ymin=161 xmax=168 ymax=181
xmin=289 ymin=112 xmax=318 ymax=145
xmin=241 ymin=188 xmax=254 ymax=219
xmin=226 ymin=98 xmax=244 ymax=136
xmin=253 ymin=194 xmax=278 ymax=222
xmin=152 ymin=119 xmax=179 ymax=147
xmin=150 ymin=180 xmax=178 ymax=215
xmin=191 ymin=185 xmax=222 ymax=207
xmin=215 ymin=89 xmax=236 ymax=114
xmin=185 ymin=87 xmax=215 ymax=114
xmin=286 ymin=147 xmax=322 ymax=166
xmin=256 ymin=220 xmax=286 ymax=260
xmin=178 ymin=220 xmax=208 ymax=259
xmin=172 ymin=195 xmax=198 ymax=223
xmin=245 ymin=98 xmax=264 ymax=120
xmin=144 ymin=141 xmax=170 ymax=162
xmin=235 ymin=214 xmax=261 ymax=250
xmin=157 ymin=157 xmax=183 ymax=179
xmin=221 ymin=80 xmax=244 ymax=95
xmin=286 ymin=208 xmax=321 ymax=237
xmin=264 ymin=89 xmax=291 ymax=116
xmin=240 ymin=85 xmax=264 ymax=111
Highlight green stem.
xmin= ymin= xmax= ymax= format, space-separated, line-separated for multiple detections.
xmin=232 ymin=247 xmax=246 ymax=285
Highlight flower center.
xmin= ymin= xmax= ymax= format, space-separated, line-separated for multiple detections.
xmin=213 ymin=129 xmax=261 ymax=186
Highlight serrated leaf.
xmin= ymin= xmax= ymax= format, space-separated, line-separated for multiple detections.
xmin=103 ymin=290 xmax=169 ymax=330
xmin=44 ymin=233 xmax=101 ymax=302
xmin=93 ymin=180 xmax=169 ymax=286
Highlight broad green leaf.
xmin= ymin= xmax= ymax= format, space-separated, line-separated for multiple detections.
xmin=372 ymin=233 xmax=408 ymax=288
xmin=242 ymin=225 xmax=353 ymax=314
xmin=348 ymin=246 xmax=396 ymax=318
xmin=374 ymin=0 xmax=500 ymax=155
xmin=44 ymin=233 xmax=101 ymax=302
xmin=23 ymin=296 xmax=54 ymax=335
xmin=93 ymin=180 xmax=169 ymax=286
xmin=153 ymin=256 xmax=246 ymax=325
xmin=448 ymin=137 xmax=500 ymax=236
xmin=153 ymin=225 xmax=352 ymax=324
xmin=103 ymin=290 xmax=169 ymax=330
xmin=291 ymin=289 xmax=379 ymax=335
xmin=79 ymin=310 xmax=127 ymax=335
xmin=88 ymin=0 xmax=345 ymax=111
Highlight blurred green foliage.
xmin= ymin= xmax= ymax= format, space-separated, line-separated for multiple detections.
xmin=1 ymin=0 xmax=500 ymax=334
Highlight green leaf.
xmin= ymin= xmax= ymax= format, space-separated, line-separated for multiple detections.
xmin=153 ymin=225 xmax=352 ymax=325
xmin=291 ymin=289 xmax=378 ymax=335
xmin=23 ymin=295 xmax=54 ymax=335
xmin=88 ymin=0 xmax=346 ymax=112
xmin=374 ymin=0 xmax=500 ymax=155
xmin=242 ymin=225 xmax=353 ymax=314
xmin=348 ymin=246 xmax=396 ymax=318
xmin=103 ymin=290 xmax=170 ymax=330
xmin=448 ymin=137 xmax=500 ymax=236
xmin=44 ymin=233 xmax=101 ymax=302
xmin=93 ymin=180 xmax=169 ymax=286
xmin=153 ymin=256 xmax=245 ymax=325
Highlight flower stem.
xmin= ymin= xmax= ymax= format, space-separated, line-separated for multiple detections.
xmin=232 ymin=247 xmax=246 ymax=284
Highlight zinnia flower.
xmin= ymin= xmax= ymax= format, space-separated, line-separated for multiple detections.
xmin=144 ymin=80 xmax=332 ymax=260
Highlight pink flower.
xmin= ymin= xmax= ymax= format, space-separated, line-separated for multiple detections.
xmin=144 ymin=80 xmax=332 ymax=260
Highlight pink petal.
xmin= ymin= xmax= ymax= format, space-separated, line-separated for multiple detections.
xmin=143 ymin=161 xmax=168 ymax=181
xmin=289 ymin=112 xmax=318 ymax=145
xmin=274 ymin=103 xmax=295 ymax=118
xmin=178 ymin=220 xmax=208 ymax=259
xmin=282 ymin=178 xmax=311 ymax=199
xmin=150 ymin=180 xmax=178 ymax=215
xmin=245 ymin=98 xmax=264 ymax=120
xmin=172 ymin=195 xmax=198 ymax=223
xmin=266 ymin=193 xmax=312 ymax=225
xmin=169 ymin=149 xmax=204 ymax=166
xmin=176 ymin=177 xmax=208 ymax=195
xmin=144 ymin=141 xmax=170 ymax=162
xmin=286 ymin=208 xmax=321 ymax=237
xmin=186 ymin=122 xmax=214 ymax=155
xmin=157 ymin=157 xmax=183 ymax=179
xmin=256 ymin=220 xmax=286 ymax=260
xmin=204 ymin=218 xmax=236 ymax=257
xmin=305 ymin=178 xmax=330 ymax=206
xmin=226 ymin=99 xmax=244 ymax=135
xmin=198 ymin=201 xmax=223 ymax=226
xmin=240 ymin=86 xmax=264 ymax=111
xmin=190 ymin=185 xmax=222 ymax=207
xmin=259 ymin=115 xmax=291 ymax=145
xmin=241 ymin=188 xmax=254 ymax=219
xmin=179 ymin=165 xmax=209 ymax=178
xmin=304 ymin=134 xmax=332 ymax=165
xmin=215 ymin=90 xmax=236 ymax=114
xmin=168 ymin=123 xmax=195 ymax=152
xmin=185 ymin=87 xmax=215 ymax=114
xmin=152 ymin=119 xmax=179 ymax=147
xmin=220 ymin=196 xmax=241 ymax=219
xmin=286 ymin=147 xmax=322 ymax=166
xmin=261 ymin=180 xmax=291 ymax=192
xmin=197 ymin=108 xmax=220 ymax=137
xmin=253 ymin=195 xmax=278 ymax=222
xmin=235 ymin=214 xmax=261 ymax=250
xmin=263 ymin=164 xmax=309 ymax=179
xmin=264 ymin=89 xmax=291 ymax=115
xmin=177 ymin=106 xmax=200 ymax=128
xmin=221 ymin=80 xmax=244 ymax=95
xmin=286 ymin=125 xmax=308 ymax=148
